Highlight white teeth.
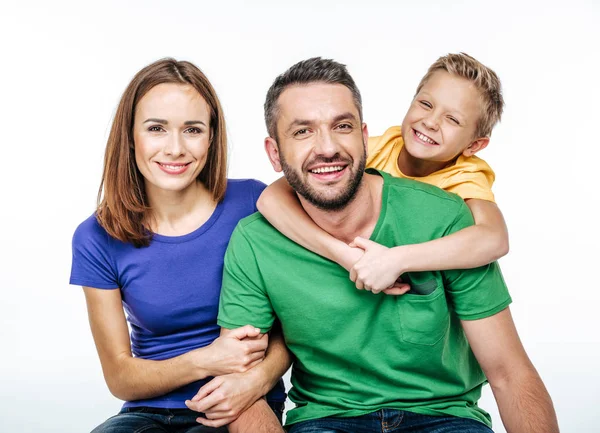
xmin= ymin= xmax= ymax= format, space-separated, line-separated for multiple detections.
xmin=310 ymin=166 xmax=344 ymax=174
xmin=161 ymin=164 xmax=186 ymax=169
xmin=416 ymin=131 xmax=437 ymax=145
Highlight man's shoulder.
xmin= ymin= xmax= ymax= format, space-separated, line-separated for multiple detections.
xmin=231 ymin=212 xmax=287 ymax=243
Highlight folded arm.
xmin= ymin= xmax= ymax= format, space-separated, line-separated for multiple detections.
xmin=83 ymin=287 xmax=267 ymax=401
xmin=462 ymin=308 xmax=559 ymax=433
xmin=351 ymin=198 xmax=510 ymax=292
xmin=188 ymin=321 xmax=292 ymax=429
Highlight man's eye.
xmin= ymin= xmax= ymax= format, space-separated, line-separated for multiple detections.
xmin=294 ymin=128 xmax=309 ymax=136
xmin=419 ymin=100 xmax=432 ymax=108
xmin=336 ymin=123 xmax=352 ymax=131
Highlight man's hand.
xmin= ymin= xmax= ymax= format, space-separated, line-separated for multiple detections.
xmin=349 ymin=237 xmax=410 ymax=295
xmin=185 ymin=371 xmax=263 ymax=427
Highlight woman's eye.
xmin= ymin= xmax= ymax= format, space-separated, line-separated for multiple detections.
xmin=185 ymin=127 xmax=202 ymax=134
xmin=419 ymin=100 xmax=432 ymax=108
xmin=148 ymin=125 xmax=164 ymax=132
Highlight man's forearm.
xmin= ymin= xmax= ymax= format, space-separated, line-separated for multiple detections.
xmin=228 ymin=399 xmax=285 ymax=433
xmin=492 ymin=367 xmax=559 ymax=433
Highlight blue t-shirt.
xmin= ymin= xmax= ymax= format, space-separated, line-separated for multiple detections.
xmin=70 ymin=179 xmax=286 ymax=408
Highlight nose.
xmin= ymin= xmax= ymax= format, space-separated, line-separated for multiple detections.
xmin=314 ymin=130 xmax=338 ymax=158
xmin=164 ymin=132 xmax=185 ymax=156
xmin=422 ymin=111 xmax=440 ymax=131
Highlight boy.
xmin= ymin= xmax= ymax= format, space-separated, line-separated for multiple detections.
xmin=257 ymin=53 xmax=508 ymax=294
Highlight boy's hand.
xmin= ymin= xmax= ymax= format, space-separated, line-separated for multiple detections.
xmin=349 ymin=237 xmax=410 ymax=295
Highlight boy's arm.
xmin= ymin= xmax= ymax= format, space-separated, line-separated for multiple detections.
xmin=461 ymin=308 xmax=559 ymax=433
xmin=349 ymin=199 xmax=509 ymax=294
xmin=257 ymin=177 xmax=363 ymax=270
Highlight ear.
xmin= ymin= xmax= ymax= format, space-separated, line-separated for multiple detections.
xmin=264 ymin=136 xmax=283 ymax=172
xmin=462 ymin=136 xmax=490 ymax=157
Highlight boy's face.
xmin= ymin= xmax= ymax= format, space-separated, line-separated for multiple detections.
xmin=401 ymin=70 xmax=486 ymax=164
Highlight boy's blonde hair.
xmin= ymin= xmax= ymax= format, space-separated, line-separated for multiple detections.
xmin=415 ymin=53 xmax=504 ymax=138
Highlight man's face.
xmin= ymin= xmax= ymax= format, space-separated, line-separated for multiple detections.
xmin=266 ymin=83 xmax=367 ymax=211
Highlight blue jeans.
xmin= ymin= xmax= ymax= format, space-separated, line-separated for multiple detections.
xmin=91 ymin=401 xmax=285 ymax=433
xmin=287 ymin=409 xmax=493 ymax=433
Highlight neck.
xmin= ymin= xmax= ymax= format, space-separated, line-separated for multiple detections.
xmin=145 ymin=181 xmax=216 ymax=235
xmin=299 ymin=173 xmax=383 ymax=244
xmin=397 ymin=147 xmax=452 ymax=177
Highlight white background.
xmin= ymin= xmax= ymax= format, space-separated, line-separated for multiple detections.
xmin=1 ymin=1 xmax=598 ymax=432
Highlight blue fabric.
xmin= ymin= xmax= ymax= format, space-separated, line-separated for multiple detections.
xmin=91 ymin=401 xmax=285 ymax=432
xmin=287 ymin=409 xmax=493 ymax=433
xmin=71 ymin=179 xmax=286 ymax=408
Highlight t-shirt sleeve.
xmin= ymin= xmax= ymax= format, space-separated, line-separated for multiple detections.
xmin=443 ymin=157 xmax=496 ymax=202
xmin=442 ymin=202 xmax=512 ymax=320
xmin=218 ymin=224 xmax=275 ymax=333
xmin=69 ymin=216 xmax=119 ymax=289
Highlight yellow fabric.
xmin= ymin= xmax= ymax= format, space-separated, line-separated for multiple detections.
xmin=367 ymin=125 xmax=495 ymax=202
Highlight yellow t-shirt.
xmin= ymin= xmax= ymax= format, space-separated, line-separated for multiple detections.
xmin=367 ymin=125 xmax=495 ymax=202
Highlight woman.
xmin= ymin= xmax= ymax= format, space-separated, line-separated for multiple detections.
xmin=70 ymin=59 xmax=287 ymax=432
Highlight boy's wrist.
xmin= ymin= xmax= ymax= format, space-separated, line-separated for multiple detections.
xmin=390 ymin=245 xmax=412 ymax=275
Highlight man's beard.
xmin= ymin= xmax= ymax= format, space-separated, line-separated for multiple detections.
xmin=279 ymin=148 xmax=367 ymax=211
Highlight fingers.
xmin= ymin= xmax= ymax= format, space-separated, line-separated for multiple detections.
xmin=382 ymin=283 xmax=411 ymax=296
xmin=244 ymin=338 xmax=268 ymax=354
xmin=186 ymin=391 xmax=220 ymax=413
xmin=191 ymin=378 xmax=221 ymax=402
xmin=227 ymin=325 xmax=261 ymax=340
xmin=351 ymin=236 xmax=371 ymax=250
xmin=196 ymin=415 xmax=236 ymax=428
xmin=349 ymin=266 xmax=358 ymax=283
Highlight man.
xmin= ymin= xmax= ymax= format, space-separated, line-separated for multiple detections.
xmin=218 ymin=57 xmax=559 ymax=432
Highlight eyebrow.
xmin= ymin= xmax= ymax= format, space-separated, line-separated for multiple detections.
xmin=284 ymin=112 xmax=359 ymax=135
xmin=143 ymin=118 xmax=207 ymax=126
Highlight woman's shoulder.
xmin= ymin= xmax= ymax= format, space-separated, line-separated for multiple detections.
xmin=226 ymin=178 xmax=267 ymax=194
xmin=72 ymin=213 xmax=113 ymax=251
xmin=225 ymin=178 xmax=267 ymax=209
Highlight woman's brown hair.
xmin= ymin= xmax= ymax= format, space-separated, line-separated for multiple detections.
xmin=96 ymin=58 xmax=227 ymax=247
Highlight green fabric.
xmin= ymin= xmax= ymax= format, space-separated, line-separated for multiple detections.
xmin=218 ymin=169 xmax=511 ymax=427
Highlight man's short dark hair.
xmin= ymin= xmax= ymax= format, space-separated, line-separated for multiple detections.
xmin=264 ymin=57 xmax=363 ymax=139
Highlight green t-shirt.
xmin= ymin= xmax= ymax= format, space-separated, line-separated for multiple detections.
xmin=218 ymin=169 xmax=511 ymax=427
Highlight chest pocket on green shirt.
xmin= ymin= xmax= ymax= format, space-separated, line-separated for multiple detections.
xmin=397 ymin=279 xmax=450 ymax=346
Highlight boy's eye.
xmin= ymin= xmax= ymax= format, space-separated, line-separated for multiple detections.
xmin=448 ymin=117 xmax=460 ymax=125
xmin=419 ymin=100 xmax=432 ymax=109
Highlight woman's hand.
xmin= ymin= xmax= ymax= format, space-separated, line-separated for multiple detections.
xmin=201 ymin=325 xmax=268 ymax=377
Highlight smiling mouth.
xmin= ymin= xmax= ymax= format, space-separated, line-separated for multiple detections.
xmin=156 ymin=162 xmax=192 ymax=174
xmin=158 ymin=162 xmax=191 ymax=169
xmin=309 ymin=165 xmax=345 ymax=174
xmin=413 ymin=129 xmax=439 ymax=145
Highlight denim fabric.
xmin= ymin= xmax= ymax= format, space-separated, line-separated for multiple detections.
xmin=287 ymin=409 xmax=493 ymax=433
xmin=91 ymin=401 xmax=285 ymax=433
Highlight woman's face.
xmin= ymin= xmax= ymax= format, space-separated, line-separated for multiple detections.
xmin=133 ymin=83 xmax=212 ymax=196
